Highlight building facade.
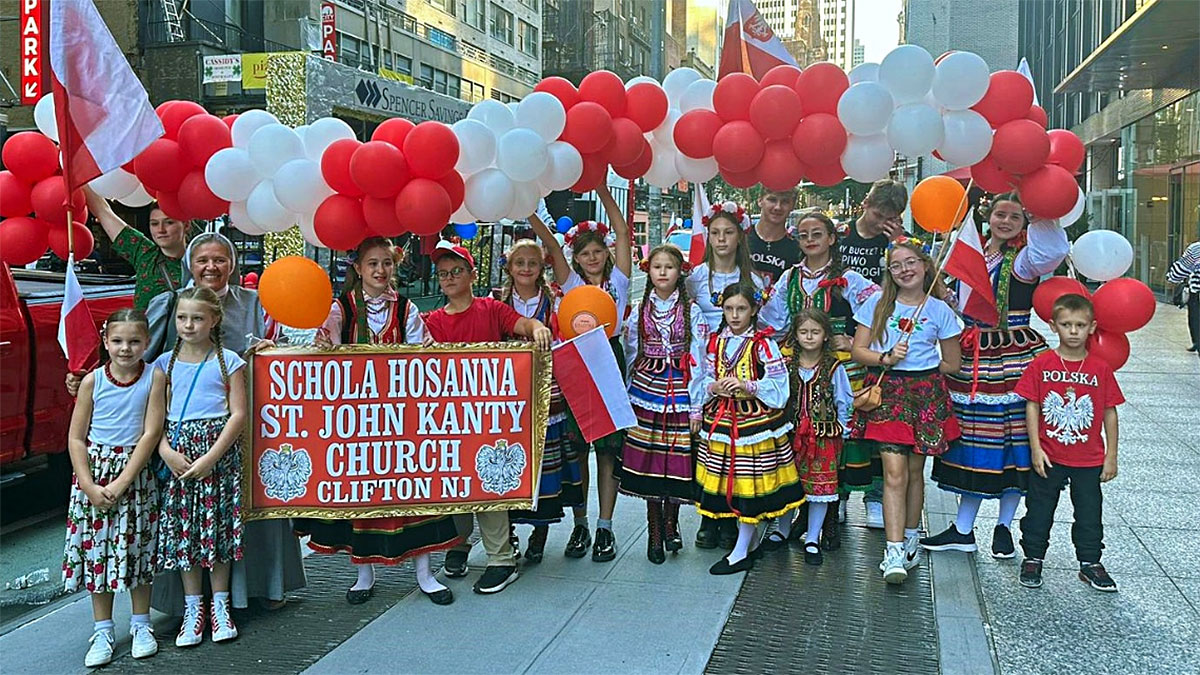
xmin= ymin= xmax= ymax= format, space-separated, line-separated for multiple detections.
xmin=760 ymin=0 xmax=825 ymax=67
xmin=819 ymin=0 xmax=855 ymax=72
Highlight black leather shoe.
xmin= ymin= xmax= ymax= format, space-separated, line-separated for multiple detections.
xmin=592 ymin=527 xmax=617 ymax=562
xmin=695 ymin=525 xmax=719 ymax=549
xmin=423 ymin=587 xmax=454 ymax=605
xmin=821 ymin=505 xmax=841 ymax=552
xmin=803 ymin=542 xmax=824 ymax=566
xmin=717 ymin=521 xmax=737 ymax=550
xmin=564 ymin=525 xmax=591 ymax=558
xmin=759 ymin=530 xmax=788 ymax=552
xmin=346 ymin=585 xmax=375 ymax=605
xmin=664 ymin=504 xmax=683 ymax=553
xmin=524 ymin=525 xmax=548 ymax=564
xmin=443 ymin=550 xmax=469 ymax=578
xmin=709 ymin=554 xmax=754 ymax=575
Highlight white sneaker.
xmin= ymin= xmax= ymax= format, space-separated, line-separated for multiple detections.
xmin=84 ymin=629 xmax=115 ymax=667
xmin=880 ymin=544 xmax=908 ymax=584
xmin=175 ymin=603 xmax=205 ymax=648
xmin=130 ymin=623 xmax=158 ymax=659
xmin=865 ymin=501 xmax=885 ymax=529
xmin=904 ymin=535 xmax=921 ymax=570
xmin=210 ymin=598 xmax=239 ymax=643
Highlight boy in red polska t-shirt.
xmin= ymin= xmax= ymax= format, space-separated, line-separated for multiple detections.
xmin=1013 ymin=293 xmax=1124 ymax=593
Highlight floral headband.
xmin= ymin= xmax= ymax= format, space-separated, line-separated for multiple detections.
xmin=888 ymin=235 xmax=932 ymax=255
xmin=638 ymin=257 xmax=694 ymax=274
xmin=564 ymin=220 xmax=615 ymax=247
xmin=978 ymin=193 xmax=1032 ymax=222
xmin=710 ymin=286 xmax=769 ymax=308
xmin=701 ymin=201 xmax=752 ymax=232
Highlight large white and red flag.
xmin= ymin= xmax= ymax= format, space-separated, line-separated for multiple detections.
xmin=552 ymin=326 xmax=636 ymax=443
xmin=944 ymin=213 xmax=1000 ymax=326
xmin=58 ymin=256 xmax=101 ymax=374
xmin=718 ymin=0 xmax=799 ymax=80
xmin=688 ymin=182 xmax=712 ymax=268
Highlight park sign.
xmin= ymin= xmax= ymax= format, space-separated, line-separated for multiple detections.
xmin=243 ymin=343 xmax=550 ymax=521
xmin=19 ymin=0 xmax=48 ymax=104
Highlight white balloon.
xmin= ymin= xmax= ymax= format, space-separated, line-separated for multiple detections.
xmin=464 ymin=168 xmax=515 ymax=222
xmin=539 ymin=141 xmax=584 ymax=191
xmin=515 ymin=92 xmax=567 ymax=143
xmin=246 ymin=180 xmax=298 ymax=232
xmin=679 ymin=79 xmax=717 ymax=112
xmin=452 ymin=119 xmax=497 ymax=175
xmin=675 ymin=153 xmax=718 ymax=183
xmin=205 ymin=147 xmax=259 ymax=202
xmin=228 ymin=200 xmax=266 ymax=235
xmin=304 ymin=117 xmax=356 ymax=161
xmin=88 ymin=168 xmax=140 ymax=200
xmin=644 ymin=143 xmax=680 ymax=189
xmin=838 ymin=82 xmax=894 ymax=136
xmin=468 ymin=99 xmax=515 ymax=137
xmin=841 ymin=134 xmax=894 ymax=183
xmin=938 ymin=109 xmax=993 ymax=166
xmin=248 ymin=124 xmax=306 ymax=178
xmin=662 ymin=67 xmax=703 ymax=105
xmin=294 ymin=125 xmax=309 ymax=147
xmin=118 ymin=184 xmax=154 ymax=208
xmin=849 ymin=62 xmax=880 ymax=85
xmin=230 ymin=109 xmax=279 ymax=148
xmin=34 ymin=95 xmax=59 ymax=142
xmin=508 ymin=181 xmax=541 ymax=219
xmin=297 ymin=213 xmax=323 ymax=247
xmin=450 ymin=202 xmax=475 ymax=225
xmin=932 ymin=51 xmax=991 ymax=111
xmin=1061 ymin=186 xmax=1086 ymax=229
xmin=886 ymin=103 xmax=944 ymax=157
xmin=272 ymin=159 xmax=334 ymax=215
xmin=653 ymin=107 xmax=683 ymax=144
xmin=879 ymin=44 xmax=935 ymax=104
xmin=625 ymin=75 xmax=658 ymax=89
xmin=496 ymin=128 xmax=550 ymax=182
xmin=1071 ymin=229 xmax=1133 ymax=282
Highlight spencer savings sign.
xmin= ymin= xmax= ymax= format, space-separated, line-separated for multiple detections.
xmin=19 ymin=0 xmax=48 ymax=104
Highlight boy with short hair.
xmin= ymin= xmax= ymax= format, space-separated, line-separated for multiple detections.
xmin=423 ymin=241 xmax=552 ymax=595
xmin=1014 ymin=293 xmax=1123 ymax=592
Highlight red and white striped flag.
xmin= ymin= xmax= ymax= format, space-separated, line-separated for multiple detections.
xmin=51 ymin=0 xmax=163 ymax=190
xmin=552 ymin=326 xmax=635 ymax=443
xmin=944 ymin=213 xmax=1000 ymax=326
xmin=718 ymin=0 xmax=799 ymax=80
xmin=688 ymin=182 xmax=711 ymax=268
xmin=58 ymin=255 xmax=101 ymax=374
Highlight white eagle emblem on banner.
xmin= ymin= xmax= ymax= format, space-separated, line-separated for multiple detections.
xmin=258 ymin=443 xmax=313 ymax=502
xmin=1042 ymin=390 xmax=1094 ymax=446
xmin=474 ymin=440 xmax=526 ymax=496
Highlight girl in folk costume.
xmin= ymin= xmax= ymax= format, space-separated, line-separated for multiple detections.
xmin=618 ymin=244 xmax=708 ymax=564
xmin=153 ymin=287 xmax=248 ymax=647
xmin=296 ymin=237 xmax=461 ymax=606
xmin=924 ymin=193 xmax=1069 ymax=558
xmin=65 ymin=309 xmax=166 ymax=667
xmin=695 ymin=282 xmax=803 ymax=575
xmin=849 ymin=238 xmax=963 ymax=585
xmin=540 ymin=184 xmax=632 ymax=563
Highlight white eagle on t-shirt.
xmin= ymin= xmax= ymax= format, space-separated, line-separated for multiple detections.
xmin=1042 ymin=389 xmax=1094 ymax=446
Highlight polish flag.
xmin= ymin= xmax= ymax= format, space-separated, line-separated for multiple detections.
xmin=51 ymin=0 xmax=163 ymax=191
xmin=552 ymin=327 xmax=636 ymax=443
xmin=718 ymin=0 xmax=799 ymax=80
xmin=688 ymin=182 xmax=711 ymax=268
xmin=945 ymin=213 xmax=1000 ymax=326
xmin=58 ymin=255 xmax=101 ymax=374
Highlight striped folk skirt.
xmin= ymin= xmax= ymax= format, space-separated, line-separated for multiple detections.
xmin=834 ymin=352 xmax=881 ymax=491
xmin=934 ymin=325 xmax=1045 ymax=497
xmin=618 ymin=358 xmax=696 ymax=502
xmin=511 ymin=381 xmax=585 ymax=525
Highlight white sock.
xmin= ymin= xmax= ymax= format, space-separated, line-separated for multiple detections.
xmin=414 ymin=554 xmax=447 ymax=594
xmin=997 ymin=492 xmax=1021 ymax=528
xmin=955 ymin=495 xmax=983 ymax=535
xmin=184 ymin=594 xmax=203 ymax=610
xmin=727 ymin=522 xmax=758 ymax=564
xmin=806 ymin=503 xmax=829 ymax=544
xmin=904 ymin=527 xmax=920 ymax=541
xmin=93 ymin=619 xmax=115 ymax=634
xmin=776 ymin=509 xmax=796 ymax=538
xmin=129 ymin=614 xmax=150 ymax=629
xmin=212 ymin=591 xmax=230 ymax=606
xmin=351 ymin=563 xmax=375 ymax=591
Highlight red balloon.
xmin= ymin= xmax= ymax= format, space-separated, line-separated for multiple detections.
xmin=602 ymin=118 xmax=646 ymax=167
xmin=673 ymin=109 xmax=724 ymax=159
xmin=991 ymin=120 xmax=1050 ymax=175
xmin=713 ymin=73 xmax=759 ymax=122
xmin=1047 ymin=129 xmax=1085 ymax=174
xmin=570 ymin=153 xmax=608 ymax=193
xmin=720 ymin=166 xmax=758 ymax=189
xmin=562 ymin=102 xmax=614 ymax=155
xmin=792 ymin=113 xmax=848 ymax=166
xmin=155 ymin=101 xmax=178 ymax=118
xmin=749 ymin=85 xmax=803 ymax=140
xmin=1087 ymin=329 xmax=1130 ymax=371
xmin=757 ymin=140 xmax=806 ymax=191
xmin=321 ymin=138 xmax=364 ymax=196
xmin=134 ymin=138 xmax=188 ymax=193
xmin=1019 ymin=165 xmax=1079 ymax=219
xmin=712 ymin=121 xmax=765 ymax=174
xmin=177 ymin=170 xmax=229 ymax=219
xmin=806 ymin=160 xmax=846 ymax=187
xmin=314 ymin=195 xmax=369 ymax=250
xmin=48 ymin=221 xmax=94 ymax=260
xmin=1092 ymin=278 xmax=1156 ymax=333
xmin=158 ymin=100 xmax=207 ymax=140
xmin=972 ymin=71 xmax=1034 ymax=126
xmin=613 ymin=139 xmax=653 ymax=179
xmin=578 ymin=70 xmax=627 ymax=118
xmin=31 ymin=176 xmax=86 ymax=227
xmin=437 ymin=171 xmax=465 ymax=211
xmin=373 ymin=118 xmax=416 ymax=148
xmin=403 ymin=122 xmax=459 ymax=179
xmin=154 ymin=190 xmax=189 ymax=221
xmin=177 ymin=114 xmax=232 ymax=169
xmin=795 ymin=62 xmax=849 ymax=116
xmin=1026 ymin=105 xmax=1048 ymax=128
xmin=1032 ymin=276 xmax=1089 ymax=322
xmin=222 ymin=114 xmax=239 ymax=129
xmin=2 ymin=132 xmax=60 ymax=184
xmin=0 ymin=171 xmax=33 ymax=217
xmin=625 ymin=83 xmax=669 ymax=132
xmin=350 ymin=141 xmax=410 ymax=198
xmin=396 ymin=178 xmax=452 ymax=237
xmin=534 ymin=76 xmax=580 ymax=111
xmin=363 ymin=195 xmax=405 ymax=237
xmin=759 ymin=65 xmax=802 ymax=89
xmin=0 ymin=216 xmax=49 ymax=265
xmin=970 ymin=155 xmax=1017 ymax=193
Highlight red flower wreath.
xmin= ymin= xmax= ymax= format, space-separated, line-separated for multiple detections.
xmin=700 ymin=201 xmax=752 ymax=232
xmin=563 ymin=220 xmax=615 ymax=247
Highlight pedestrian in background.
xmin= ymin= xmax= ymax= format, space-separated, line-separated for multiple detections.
xmin=1167 ymin=239 xmax=1200 ymax=354
xmin=749 ymin=188 xmax=801 ymax=283
xmin=84 ymin=188 xmax=188 ymax=311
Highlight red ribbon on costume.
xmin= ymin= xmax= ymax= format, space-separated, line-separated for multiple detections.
xmin=818 ymin=277 xmax=847 ymax=289
xmin=960 ymin=326 xmax=983 ymax=401
xmin=707 ymin=396 xmax=742 ymax=517
xmin=658 ymin=352 xmax=696 ymax=454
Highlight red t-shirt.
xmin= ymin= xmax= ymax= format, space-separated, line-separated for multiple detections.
xmin=424 ymin=296 xmax=521 ymax=343
xmin=1014 ymin=350 xmax=1125 ymax=467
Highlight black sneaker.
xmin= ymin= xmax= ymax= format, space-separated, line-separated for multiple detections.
xmin=919 ymin=524 xmax=978 ymax=552
xmin=1019 ymin=558 xmax=1043 ymax=588
xmin=592 ymin=527 xmax=617 ymax=562
xmin=509 ymin=525 xmax=521 ymax=560
xmin=564 ymin=525 xmax=591 ymax=558
xmin=1079 ymin=562 xmax=1118 ymax=592
xmin=473 ymin=565 xmax=519 ymax=594
xmin=443 ymin=550 xmax=469 ymax=578
xmin=991 ymin=525 xmax=1016 ymax=559
xmin=524 ymin=525 xmax=548 ymax=564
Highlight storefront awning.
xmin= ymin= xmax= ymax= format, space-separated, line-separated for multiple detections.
xmin=1055 ymin=0 xmax=1199 ymax=94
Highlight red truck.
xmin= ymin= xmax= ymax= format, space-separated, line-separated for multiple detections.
xmin=0 ymin=263 xmax=133 ymax=487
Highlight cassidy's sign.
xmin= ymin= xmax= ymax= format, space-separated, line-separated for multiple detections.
xmin=244 ymin=343 xmax=550 ymax=520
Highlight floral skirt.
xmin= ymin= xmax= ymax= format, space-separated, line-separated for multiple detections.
xmin=157 ymin=417 xmax=243 ymax=571
xmin=63 ymin=443 xmax=158 ymax=593
xmin=850 ymin=369 xmax=960 ymax=456
xmin=294 ymin=516 xmax=461 ymax=565
xmin=794 ymin=432 xmax=842 ymax=502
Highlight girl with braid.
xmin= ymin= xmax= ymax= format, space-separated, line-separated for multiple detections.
xmin=618 ymin=244 xmax=707 ymax=564
xmin=152 ymin=286 xmax=247 ymax=647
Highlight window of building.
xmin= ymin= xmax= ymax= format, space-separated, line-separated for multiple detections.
xmin=459 ymin=0 xmax=486 ymax=31
xmin=428 ymin=0 xmax=455 ymax=16
xmin=490 ymin=3 xmax=514 ymax=44
xmin=384 ymin=51 xmax=393 ymax=69
xmin=428 ymin=25 xmax=456 ymax=50
xmin=433 ymin=69 xmax=448 ymax=94
xmin=396 ymin=54 xmax=412 ymax=76
xmin=518 ymin=20 xmax=538 ymax=56
xmin=339 ymin=33 xmax=360 ymax=66
xmin=447 ymin=74 xmax=461 ymax=99
xmin=419 ymin=63 xmax=435 ymax=89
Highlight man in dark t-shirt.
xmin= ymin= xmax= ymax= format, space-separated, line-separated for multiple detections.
xmin=837 ymin=179 xmax=908 ymax=284
xmin=750 ymin=189 xmax=800 ymax=283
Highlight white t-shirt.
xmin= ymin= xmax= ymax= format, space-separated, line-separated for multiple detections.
xmin=154 ymin=348 xmax=246 ymax=422
xmin=853 ymin=294 xmax=963 ymax=371
xmin=561 ymin=267 xmax=632 ymax=324
xmin=685 ymin=263 xmax=768 ymax=331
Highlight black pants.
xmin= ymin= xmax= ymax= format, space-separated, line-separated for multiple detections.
xmin=1187 ymin=292 xmax=1200 ymax=351
xmin=1019 ymin=464 xmax=1104 ymax=563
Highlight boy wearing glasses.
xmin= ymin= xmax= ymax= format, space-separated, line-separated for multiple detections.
xmin=423 ymin=241 xmax=553 ymax=595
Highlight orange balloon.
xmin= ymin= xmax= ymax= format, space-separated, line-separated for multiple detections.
xmin=557 ymin=285 xmax=618 ymax=340
xmin=258 ymin=256 xmax=333 ymax=329
xmin=911 ymin=175 xmax=969 ymax=234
